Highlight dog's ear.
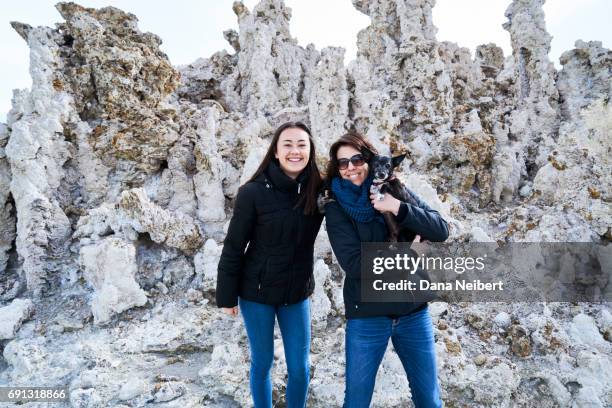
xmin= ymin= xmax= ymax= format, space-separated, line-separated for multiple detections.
xmin=361 ymin=148 xmax=374 ymax=162
xmin=391 ymin=153 xmax=406 ymax=168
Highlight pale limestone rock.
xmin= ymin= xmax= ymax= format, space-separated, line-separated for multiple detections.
xmin=193 ymin=106 xmax=228 ymax=223
xmin=471 ymin=363 xmax=520 ymax=406
xmin=568 ymin=313 xmax=610 ymax=353
xmin=537 ymin=374 xmax=572 ymax=407
xmin=55 ymin=2 xmax=181 ymax=179
xmin=470 ymin=226 xmax=495 ymax=243
xmin=0 ymin=123 xmax=15 ymax=274
xmin=573 ymin=387 xmax=604 ymax=408
xmin=1 ymin=0 xmax=611 ymax=406
xmin=2 ymin=334 xmax=88 ymax=385
xmin=308 ymin=47 xmax=350 ymax=156
xmin=73 ymin=202 xmax=120 ymax=240
xmin=494 ymin=311 xmax=512 ymax=329
xmin=371 ymin=351 xmax=411 ymax=406
xmin=403 ymin=172 xmax=450 ymax=216
xmin=118 ymin=188 xmax=204 ymax=255
xmin=571 ymin=351 xmax=612 ymax=407
xmin=117 ymin=376 xmax=149 ymax=401
xmin=491 ymin=146 xmax=523 ymax=203
xmin=70 ymin=387 xmax=104 ymax=407
xmin=0 ymin=298 xmax=34 ymax=340
xmin=198 ymin=343 xmax=250 ymax=406
xmin=232 ymin=0 xmax=320 ymax=117
xmin=80 ymin=238 xmax=147 ymax=324
xmin=176 ymin=52 xmax=240 ymax=109
xmin=194 ymin=238 xmax=222 ymax=291
xmin=155 ymin=140 xmax=197 ymax=218
xmin=74 ymin=120 xmax=111 ymax=206
xmin=349 ymin=0 xmax=453 ymax=147
xmin=235 ymin=117 xmax=274 ymax=184
xmin=503 ymin=0 xmax=559 ymax=171
xmin=596 ymin=309 xmax=612 ymax=341
xmin=4 ymin=25 xmax=74 ymax=298
xmin=239 ymin=140 xmax=268 ymax=185
xmin=115 ymin=302 xmax=210 ymax=354
xmin=310 ymin=260 xmax=332 ymax=329
xmin=309 ymin=329 xmax=345 ymax=406
xmin=152 ymin=381 xmax=187 ymax=403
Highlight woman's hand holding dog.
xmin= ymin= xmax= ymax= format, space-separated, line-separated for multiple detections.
xmin=370 ymin=192 xmax=401 ymax=216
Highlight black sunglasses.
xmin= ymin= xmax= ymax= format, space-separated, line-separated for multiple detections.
xmin=337 ymin=154 xmax=366 ymax=170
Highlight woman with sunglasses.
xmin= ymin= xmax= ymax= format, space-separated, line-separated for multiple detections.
xmin=216 ymin=121 xmax=323 ymax=408
xmin=323 ymin=132 xmax=449 ymax=407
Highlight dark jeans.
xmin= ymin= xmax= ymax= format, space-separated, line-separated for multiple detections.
xmin=344 ymin=305 xmax=442 ymax=407
xmin=239 ymin=297 xmax=311 ymax=408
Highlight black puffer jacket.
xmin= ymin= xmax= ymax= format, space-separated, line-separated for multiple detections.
xmin=324 ymin=187 xmax=449 ymax=319
xmin=216 ymin=161 xmax=323 ymax=308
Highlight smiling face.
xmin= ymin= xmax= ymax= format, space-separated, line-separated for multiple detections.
xmin=274 ymin=127 xmax=311 ymax=179
xmin=337 ymin=144 xmax=369 ymax=186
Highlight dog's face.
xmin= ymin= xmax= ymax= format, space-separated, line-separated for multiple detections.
xmin=370 ymin=153 xmax=406 ymax=183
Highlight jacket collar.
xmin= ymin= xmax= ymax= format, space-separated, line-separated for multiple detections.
xmin=262 ymin=160 xmax=309 ymax=193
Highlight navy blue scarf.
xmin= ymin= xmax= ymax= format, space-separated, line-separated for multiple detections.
xmin=331 ymin=174 xmax=385 ymax=224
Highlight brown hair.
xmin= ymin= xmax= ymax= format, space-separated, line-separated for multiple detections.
xmin=324 ymin=132 xmax=378 ymax=180
xmin=246 ymin=121 xmax=322 ymax=215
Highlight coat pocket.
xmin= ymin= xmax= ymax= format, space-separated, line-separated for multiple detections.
xmin=257 ymin=259 xmax=268 ymax=292
xmin=262 ymin=255 xmax=291 ymax=287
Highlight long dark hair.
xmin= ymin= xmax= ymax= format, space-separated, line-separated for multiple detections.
xmin=325 ymin=132 xmax=378 ymax=181
xmin=246 ymin=121 xmax=322 ymax=215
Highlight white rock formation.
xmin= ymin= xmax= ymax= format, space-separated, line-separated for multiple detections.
xmin=80 ymin=238 xmax=147 ymax=324
xmin=4 ymin=24 xmax=74 ymax=298
xmin=0 ymin=123 xmax=15 ymax=275
xmin=117 ymin=188 xmax=203 ymax=255
xmin=198 ymin=343 xmax=251 ymax=406
xmin=310 ymin=260 xmax=332 ymax=330
xmin=0 ymin=0 xmax=610 ymax=406
xmin=194 ymin=238 xmax=222 ymax=291
xmin=0 ymin=298 xmax=34 ymax=339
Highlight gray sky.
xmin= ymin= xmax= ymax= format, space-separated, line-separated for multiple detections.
xmin=1 ymin=0 xmax=610 ymax=122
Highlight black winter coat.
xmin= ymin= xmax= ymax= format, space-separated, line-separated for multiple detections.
xmin=216 ymin=162 xmax=323 ymax=308
xmin=324 ymin=187 xmax=449 ymax=319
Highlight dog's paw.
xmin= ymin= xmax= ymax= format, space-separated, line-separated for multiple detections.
xmin=317 ymin=191 xmax=335 ymax=214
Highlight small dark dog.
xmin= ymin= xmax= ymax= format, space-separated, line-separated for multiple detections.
xmin=318 ymin=152 xmax=420 ymax=243
xmin=369 ymin=153 xmax=420 ymax=243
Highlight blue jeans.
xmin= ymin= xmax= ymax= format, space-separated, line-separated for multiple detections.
xmin=239 ymin=297 xmax=311 ymax=408
xmin=344 ymin=305 xmax=442 ymax=408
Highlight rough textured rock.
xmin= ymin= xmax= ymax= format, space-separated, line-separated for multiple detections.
xmin=4 ymin=23 xmax=74 ymax=298
xmin=0 ymin=0 xmax=610 ymax=407
xmin=55 ymin=2 xmax=181 ymax=181
xmin=117 ymin=188 xmax=203 ymax=255
xmin=0 ymin=298 xmax=34 ymax=340
xmin=308 ymin=47 xmax=350 ymax=157
xmin=0 ymin=124 xmax=15 ymax=276
xmin=80 ymin=238 xmax=147 ymax=324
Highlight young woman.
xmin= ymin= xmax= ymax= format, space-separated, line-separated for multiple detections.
xmin=323 ymin=132 xmax=449 ymax=408
xmin=216 ymin=121 xmax=323 ymax=408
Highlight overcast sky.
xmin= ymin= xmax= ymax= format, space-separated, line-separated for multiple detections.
xmin=1 ymin=0 xmax=610 ymax=122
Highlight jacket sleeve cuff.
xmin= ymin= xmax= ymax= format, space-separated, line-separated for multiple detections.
xmin=396 ymin=202 xmax=408 ymax=223
xmin=216 ymin=295 xmax=238 ymax=308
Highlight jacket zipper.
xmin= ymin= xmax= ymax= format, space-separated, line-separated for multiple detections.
xmin=284 ymin=208 xmax=301 ymax=305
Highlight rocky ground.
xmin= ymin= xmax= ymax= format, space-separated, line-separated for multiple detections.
xmin=0 ymin=0 xmax=610 ymax=406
